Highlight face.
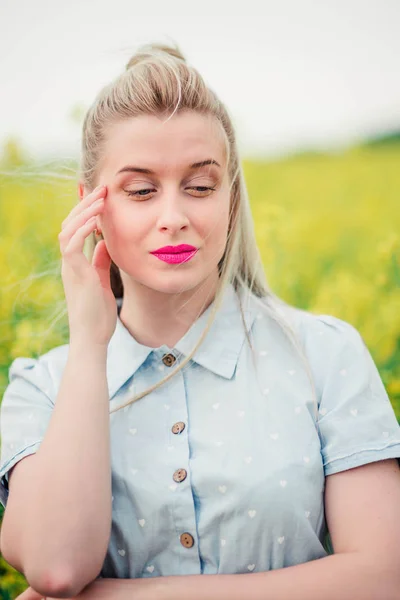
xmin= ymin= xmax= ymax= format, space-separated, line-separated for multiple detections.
xmin=85 ymin=110 xmax=231 ymax=296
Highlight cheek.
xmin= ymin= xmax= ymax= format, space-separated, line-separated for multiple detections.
xmin=203 ymin=203 xmax=230 ymax=240
xmin=106 ymin=204 xmax=148 ymax=241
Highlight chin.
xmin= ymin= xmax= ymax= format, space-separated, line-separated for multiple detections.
xmin=142 ymin=271 xmax=209 ymax=295
xmin=153 ymin=277 xmax=200 ymax=295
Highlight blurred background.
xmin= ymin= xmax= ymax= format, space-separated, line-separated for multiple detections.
xmin=1 ymin=0 xmax=400 ymax=596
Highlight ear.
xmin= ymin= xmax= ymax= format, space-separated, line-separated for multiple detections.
xmin=78 ymin=182 xmax=85 ymax=201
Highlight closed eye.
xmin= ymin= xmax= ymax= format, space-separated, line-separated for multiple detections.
xmin=125 ymin=188 xmax=155 ymax=197
xmin=125 ymin=186 xmax=216 ymax=199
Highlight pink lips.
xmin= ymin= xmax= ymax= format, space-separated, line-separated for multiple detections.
xmin=150 ymin=244 xmax=198 ymax=264
xmin=152 ymin=244 xmax=197 ymax=253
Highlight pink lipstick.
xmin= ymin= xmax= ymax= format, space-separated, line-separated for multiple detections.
xmin=150 ymin=244 xmax=198 ymax=265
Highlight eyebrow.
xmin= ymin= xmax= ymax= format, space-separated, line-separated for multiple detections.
xmin=115 ymin=158 xmax=221 ymax=176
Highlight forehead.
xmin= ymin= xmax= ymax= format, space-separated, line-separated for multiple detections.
xmin=100 ymin=111 xmax=226 ymax=174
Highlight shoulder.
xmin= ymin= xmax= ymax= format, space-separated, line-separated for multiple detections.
xmin=287 ymin=307 xmax=368 ymax=370
xmin=291 ymin=310 xmax=375 ymax=402
xmin=297 ymin=310 xmax=364 ymax=348
xmin=251 ymin=298 xmax=369 ymax=392
xmin=7 ymin=344 xmax=70 ymax=400
xmin=250 ymin=294 xmax=363 ymax=352
xmin=295 ymin=311 xmax=368 ymax=374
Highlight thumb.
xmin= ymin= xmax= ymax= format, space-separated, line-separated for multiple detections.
xmin=14 ymin=586 xmax=44 ymax=599
xmin=92 ymin=240 xmax=113 ymax=289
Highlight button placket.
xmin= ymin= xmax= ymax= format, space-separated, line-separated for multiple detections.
xmin=161 ymin=355 xmax=196 ymax=557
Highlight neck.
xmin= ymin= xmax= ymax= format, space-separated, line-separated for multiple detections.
xmin=118 ymin=272 xmax=220 ymax=349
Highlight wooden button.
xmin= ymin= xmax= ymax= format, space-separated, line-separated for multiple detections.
xmin=180 ymin=532 xmax=194 ymax=548
xmin=162 ymin=353 xmax=176 ymax=367
xmin=171 ymin=422 xmax=186 ymax=434
xmin=173 ymin=468 xmax=187 ymax=483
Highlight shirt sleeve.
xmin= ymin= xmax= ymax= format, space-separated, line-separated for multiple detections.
xmin=305 ymin=314 xmax=400 ymax=477
xmin=0 ymin=356 xmax=55 ymax=508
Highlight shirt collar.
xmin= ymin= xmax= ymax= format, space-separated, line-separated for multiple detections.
xmin=106 ymin=282 xmax=257 ymax=400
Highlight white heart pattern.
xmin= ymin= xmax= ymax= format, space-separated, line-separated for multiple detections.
xmin=244 ymin=456 xmax=253 ymax=464
xmin=247 ymin=564 xmax=255 ymax=571
xmin=248 ymin=509 xmax=256 ymax=518
xmin=278 ymin=536 xmax=285 ymax=544
xmin=220 ymin=539 xmax=226 ymax=546
xmin=146 ymin=565 xmax=155 ymax=573
xmin=305 ymin=511 xmax=311 ymax=518
xmin=118 ymin=549 xmax=126 ymax=556
xmin=350 ymin=409 xmax=358 ymax=416
xmin=218 ymin=485 xmax=227 ymax=494
xmin=138 ymin=519 xmax=146 ymax=527
xmin=213 ymin=403 xmax=220 ymax=410
xmin=129 ymin=428 xmax=137 ymax=435
xmin=280 ymin=480 xmax=287 ymax=487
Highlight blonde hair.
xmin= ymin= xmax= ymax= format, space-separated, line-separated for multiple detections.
xmin=76 ymin=41 xmax=319 ymax=425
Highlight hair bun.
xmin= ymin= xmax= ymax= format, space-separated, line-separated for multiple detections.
xmin=126 ymin=42 xmax=186 ymax=70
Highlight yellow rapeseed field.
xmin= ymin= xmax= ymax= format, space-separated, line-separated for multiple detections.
xmin=0 ymin=144 xmax=399 ymax=412
xmin=0 ymin=142 xmax=399 ymax=595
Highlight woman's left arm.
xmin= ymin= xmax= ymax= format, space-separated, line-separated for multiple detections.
xmin=19 ymin=459 xmax=400 ymax=600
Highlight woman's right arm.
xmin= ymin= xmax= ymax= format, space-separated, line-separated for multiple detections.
xmin=1 ymin=182 xmax=118 ymax=597
xmin=1 ymin=342 xmax=112 ymax=598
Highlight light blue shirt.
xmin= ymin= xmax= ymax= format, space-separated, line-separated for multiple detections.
xmin=1 ymin=282 xmax=400 ymax=577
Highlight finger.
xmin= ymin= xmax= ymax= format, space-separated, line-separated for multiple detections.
xmin=92 ymin=240 xmax=113 ymax=289
xmin=14 ymin=586 xmax=45 ymax=599
xmin=61 ymin=185 xmax=107 ymax=229
xmin=61 ymin=190 xmax=105 ymax=232
xmin=60 ymin=216 xmax=97 ymax=271
xmin=59 ymin=200 xmax=104 ymax=254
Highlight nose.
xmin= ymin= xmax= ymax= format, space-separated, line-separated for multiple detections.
xmin=156 ymin=193 xmax=190 ymax=233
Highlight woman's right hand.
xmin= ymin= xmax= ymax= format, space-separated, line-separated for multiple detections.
xmin=59 ymin=184 xmax=118 ymax=348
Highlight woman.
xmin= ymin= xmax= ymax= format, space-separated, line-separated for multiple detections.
xmin=1 ymin=42 xmax=400 ymax=600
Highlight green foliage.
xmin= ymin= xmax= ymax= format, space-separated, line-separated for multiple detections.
xmin=0 ymin=556 xmax=28 ymax=599
xmin=363 ymin=130 xmax=400 ymax=149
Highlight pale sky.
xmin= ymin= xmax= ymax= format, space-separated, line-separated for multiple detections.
xmin=1 ymin=0 xmax=400 ymax=161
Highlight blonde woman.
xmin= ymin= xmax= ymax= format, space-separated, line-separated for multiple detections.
xmin=1 ymin=42 xmax=400 ymax=600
